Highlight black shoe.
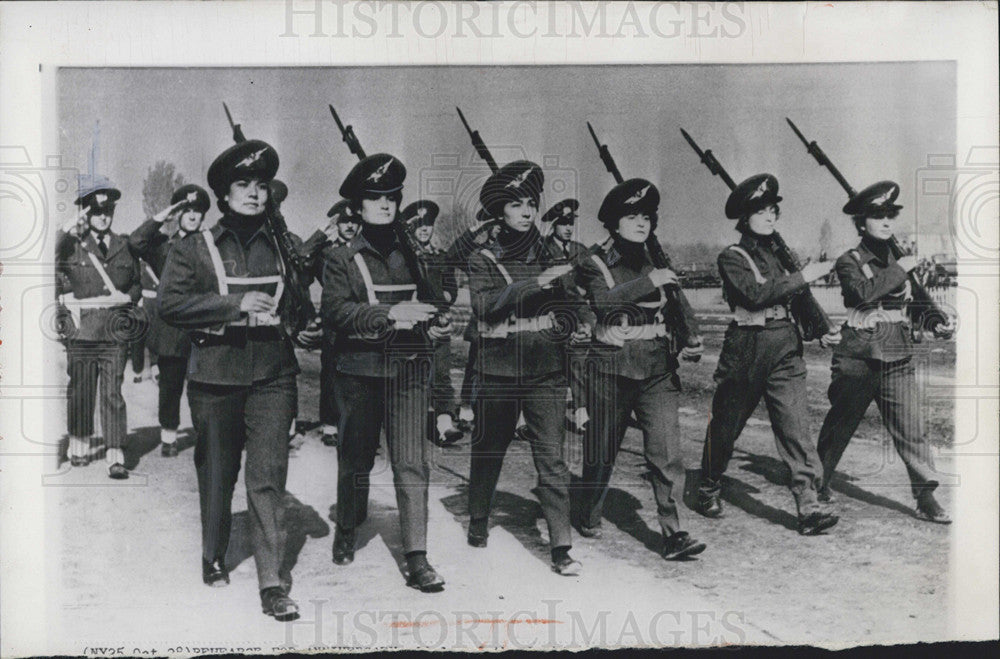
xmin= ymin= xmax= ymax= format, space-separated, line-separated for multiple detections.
xmin=70 ymin=455 xmax=90 ymax=467
xmin=332 ymin=527 xmax=356 ymax=565
xmin=575 ymin=522 xmax=603 ymax=539
xmin=260 ymin=586 xmax=299 ymax=622
xmin=456 ymin=417 xmax=473 ymax=434
xmin=467 ymin=518 xmax=488 ymax=548
xmin=202 ymin=558 xmax=230 ymax=587
xmin=133 ymin=375 xmax=143 ymax=384
xmin=321 ymin=432 xmax=339 ymax=447
xmin=798 ymin=511 xmax=839 ymax=536
xmin=406 ymin=560 xmax=445 ymax=593
xmin=551 ymin=555 xmax=583 ymax=576
xmin=915 ymin=494 xmax=952 ymax=524
xmin=696 ymin=492 xmax=724 ymax=518
xmin=662 ymin=531 xmax=707 ymax=560
xmin=817 ymin=487 xmax=836 ymax=503
xmin=439 ymin=427 xmax=464 ymax=447
xmin=108 ymin=463 xmax=129 ymax=480
xmin=161 ymin=442 xmax=179 ymax=458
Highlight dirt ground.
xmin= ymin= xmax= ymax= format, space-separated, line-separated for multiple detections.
xmin=50 ymin=321 xmax=956 ymax=653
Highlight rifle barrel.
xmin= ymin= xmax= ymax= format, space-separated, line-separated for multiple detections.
xmin=329 ymin=105 xmax=345 ymax=131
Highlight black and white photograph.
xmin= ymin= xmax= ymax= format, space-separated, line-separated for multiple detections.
xmin=1 ymin=1 xmax=997 ymax=654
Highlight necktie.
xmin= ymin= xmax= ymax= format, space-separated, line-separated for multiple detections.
xmin=99 ymin=238 xmax=108 ymax=258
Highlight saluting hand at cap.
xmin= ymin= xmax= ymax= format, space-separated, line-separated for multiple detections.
xmin=153 ymin=199 xmax=188 ymax=224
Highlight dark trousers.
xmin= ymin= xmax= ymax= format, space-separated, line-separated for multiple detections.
xmin=817 ymin=355 xmax=939 ymax=499
xmin=334 ymin=362 xmax=432 ymax=554
xmin=432 ymin=338 xmax=456 ymax=416
xmin=469 ymin=372 xmax=573 ymax=548
xmin=130 ymin=337 xmax=146 ymax=372
xmin=459 ymin=340 xmax=478 ymax=408
xmin=188 ymin=374 xmax=296 ymax=590
xmin=66 ymin=341 xmax=128 ymax=448
xmin=700 ymin=323 xmax=821 ymax=514
xmin=319 ymin=342 xmax=340 ymax=427
xmin=157 ymin=355 xmax=188 ymax=430
xmin=580 ymin=371 xmax=685 ymax=535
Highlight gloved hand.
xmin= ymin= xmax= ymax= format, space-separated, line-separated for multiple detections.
xmin=819 ymin=329 xmax=842 ymax=349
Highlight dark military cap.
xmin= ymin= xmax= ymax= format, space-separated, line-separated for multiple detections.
xmin=725 ymin=173 xmax=782 ymax=220
xmin=339 ymin=153 xmax=406 ymax=199
xmin=479 ymin=160 xmax=544 ymax=219
xmin=170 ymin=183 xmax=210 ymax=213
xmin=326 ymin=199 xmax=357 ymax=223
xmin=401 ymin=200 xmax=440 ymax=228
xmin=206 ymin=139 xmax=279 ymax=197
xmin=75 ymin=175 xmax=121 ymax=210
xmin=541 ymin=198 xmax=579 ymax=226
xmin=843 ymin=180 xmax=903 ymax=216
xmin=269 ymin=179 xmax=289 ymax=204
xmin=598 ymin=178 xmax=660 ymax=229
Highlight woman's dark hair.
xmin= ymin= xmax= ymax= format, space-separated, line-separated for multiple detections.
xmin=852 ymin=208 xmax=899 ymax=235
xmin=736 ymin=204 xmax=780 ymax=234
xmin=348 ymin=190 xmax=403 ymax=214
xmin=607 ymin=210 xmax=658 ymax=235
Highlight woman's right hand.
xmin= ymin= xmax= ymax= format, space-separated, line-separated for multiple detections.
xmin=537 ymin=263 xmax=574 ymax=289
xmin=801 ymin=260 xmax=834 ymax=283
xmin=648 ymin=268 xmax=679 ymax=288
xmin=388 ymin=301 xmax=438 ymax=324
xmin=240 ymin=291 xmax=277 ymax=314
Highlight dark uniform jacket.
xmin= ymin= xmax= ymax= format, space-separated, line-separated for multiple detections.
xmin=444 ymin=227 xmax=492 ymax=343
xmin=541 ymin=234 xmax=587 ymax=263
xmin=158 ymin=218 xmax=300 ymax=386
xmin=417 ymin=242 xmax=459 ymax=309
xmin=578 ymin=241 xmax=696 ymax=380
xmin=129 ymin=219 xmax=193 ymax=358
xmin=833 ymin=238 xmax=912 ymax=361
xmin=718 ymin=232 xmax=807 ymax=315
xmin=322 ymin=232 xmax=433 ymax=378
xmin=468 ymin=233 xmax=594 ymax=379
xmin=56 ymin=230 xmax=141 ymax=343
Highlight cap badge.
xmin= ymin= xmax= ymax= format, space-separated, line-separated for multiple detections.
xmin=872 ymin=188 xmax=894 ymax=206
xmin=562 ymin=205 xmax=572 ymax=216
xmin=95 ymin=193 xmax=108 ymax=205
xmin=750 ymin=180 xmax=769 ymax=200
xmin=367 ymin=158 xmax=394 ymax=183
xmin=625 ymin=185 xmax=650 ymax=205
xmin=418 ymin=207 xmax=428 ymax=218
xmin=237 ymin=147 xmax=268 ymax=169
xmin=187 ymin=191 xmax=198 ymax=203
xmin=504 ymin=166 xmax=535 ymax=189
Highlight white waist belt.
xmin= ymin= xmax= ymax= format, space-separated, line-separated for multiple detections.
xmin=60 ymin=294 xmax=124 ymax=326
xmin=846 ymin=307 xmax=906 ymax=329
xmin=141 ymin=290 xmax=157 ymax=299
xmin=733 ymin=304 xmax=789 ymax=326
xmin=595 ymin=323 xmax=668 ymax=347
xmin=480 ymin=314 xmax=555 ymax=339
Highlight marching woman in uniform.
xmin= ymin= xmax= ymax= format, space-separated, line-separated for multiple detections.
xmin=159 ymin=139 xmax=307 ymax=621
xmin=322 ymin=154 xmax=449 ymax=592
xmin=57 ymin=178 xmax=142 ymax=479
xmin=465 ymin=160 xmax=593 ymax=576
xmin=696 ymin=174 xmax=840 ymax=536
xmin=816 ymin=181 xmax=953 ymax=523
xmin=129 ymin=184 xmax=210 ymax=456
xmin=575 ymin=179 xmax=706 ymax=560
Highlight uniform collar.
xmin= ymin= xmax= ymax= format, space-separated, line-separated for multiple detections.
xmin=83 ymin=231 xmax=125 ymax=260
xmin=349 ymin=231 xmax=402 ymax=259
xmin=212 ymin=217 xmax=272 ymax=246
xmin=855 ymin=237 xmax=894 ymax=266
xmin=739 ymin=231 xmax=776 ymax=254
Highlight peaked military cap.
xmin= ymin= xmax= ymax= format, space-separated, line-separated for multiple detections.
xmin=326 ymin=198 xmax=357 ymax=223
xmin=598 ymin=178 xmax=660 ymax=229
xmin=401 ymin=200 xmax=440 ymax=228
xmin=170 ymin=183 xmax=210 ymax=213
xmin=843 ymin=180 xmax=903 ymax=216
xmin=75 ymin=175 xmax=121 ymax=210
xmin=541 ymin=198 xmax=579 ymax=226
xmin=339 ymin=153 xmax=406 ymax=199
xmin=207 ymin=139 xmax=279 ymax=197
xmin=725 ymin=173 xmax=782 ymax=220
xmin=479 ymin=160 xmax=544 ymax=219
xmin=269 ymin=179 xmax=289 ymax=204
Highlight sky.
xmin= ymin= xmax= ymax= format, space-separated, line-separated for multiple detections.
xmin=58 ymin=62 xmax=956 ymax=257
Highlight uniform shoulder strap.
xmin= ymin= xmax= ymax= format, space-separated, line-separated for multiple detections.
xmin=480 ymin=248 xmax=513 ymax=285
xmin=849 ymin=249 xmax=875 ymax=280
xmin=201 ymin=231 xmax=229 ymax=295
xmin=352 ymin=252 xmax=379 ymax=304
xmin=589 ymin=253 xmax=616 ymax=289
xmin=727 ymin=245 xmax=766 ymax=284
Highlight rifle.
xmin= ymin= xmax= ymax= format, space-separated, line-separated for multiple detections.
xmin=586 ymin=123 xmax=702 ymax=359
xmin=680 ymin=127 xmax=834 ymax=342
xmin=785 ymin=117 xmax=950 ymax=340
xmin=329 ymin=105 xmax=450 ymax=327
xmin=221 ymin=103 xmax=316 ymax=346
xmin=457 ymin=107 xmax=498 ymax=174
